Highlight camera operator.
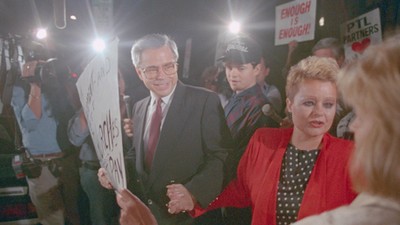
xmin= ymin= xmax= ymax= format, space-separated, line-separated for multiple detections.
xmin=10 ymin=56 xmax=81 ymax=225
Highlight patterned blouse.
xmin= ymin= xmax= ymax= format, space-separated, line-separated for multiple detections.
xmin=276 ymin=144 xmax=320 ymax=225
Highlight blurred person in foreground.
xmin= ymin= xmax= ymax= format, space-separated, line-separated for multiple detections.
xmin=168 ymin=56 xmax=357 ymax=225
xmin=293 ymin=35 xmax=400 ymax=225
xmin=98 ymin=33 xmax=232 ymax=225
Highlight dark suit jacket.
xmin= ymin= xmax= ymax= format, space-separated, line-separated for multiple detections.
xmin=126 ymin=81 xmax=233 ymax=225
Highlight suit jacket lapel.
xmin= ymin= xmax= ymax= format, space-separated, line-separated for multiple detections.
xmin=134 ymin=97 xmax=150 ymax=178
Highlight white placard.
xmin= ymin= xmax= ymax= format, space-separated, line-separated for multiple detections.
xmin=340 ymin=8 xmax=382 ymax=61
xmin=76 ymin=38 xmax=126 ymax=190
xmin=275 ymin=0 xmax=317 ymax=46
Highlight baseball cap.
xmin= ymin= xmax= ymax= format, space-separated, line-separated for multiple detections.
xmin=218 ymin=36 xmax=262 ymax=64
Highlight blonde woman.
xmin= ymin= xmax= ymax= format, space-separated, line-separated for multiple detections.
xmin=293 ymin=35 xmax=400 ymax=225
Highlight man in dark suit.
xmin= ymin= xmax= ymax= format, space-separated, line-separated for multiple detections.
xmin=99 ymin=34 xmax=232 ymax=225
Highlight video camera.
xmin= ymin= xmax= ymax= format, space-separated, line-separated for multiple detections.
xmin=21 ymin=39 xmax=58 ymax=84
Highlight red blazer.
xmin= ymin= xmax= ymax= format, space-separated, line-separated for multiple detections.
xmin=192 ymin=128 xmax=357 ymax=225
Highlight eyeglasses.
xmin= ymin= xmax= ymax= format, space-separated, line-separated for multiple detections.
xmin=140 ymin=62 xmax=178 ymax=80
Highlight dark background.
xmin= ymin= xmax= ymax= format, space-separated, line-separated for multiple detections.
xmin=1 ymin=0 xmax=399 ymax=95
xmin=0 ymin=1 xmax=398 ymax=223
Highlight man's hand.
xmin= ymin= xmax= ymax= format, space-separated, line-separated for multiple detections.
xmin=97 ymin=168 xmax=113 ymax=189
xmin=117 ymin=189 xmax=157 ymax=225
xmin=123 ymin=118 xmax=134 ymax=137
xmin=166 ymin=184 xmax=196 ymax=214
xmin=288 ymin=40 xmax=298 ymax=53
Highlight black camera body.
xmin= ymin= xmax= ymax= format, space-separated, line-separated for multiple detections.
xmin=20 ymin=39 xmax=59 ymax=83
xmin=22 ymin=58 xmax=58 ymax=83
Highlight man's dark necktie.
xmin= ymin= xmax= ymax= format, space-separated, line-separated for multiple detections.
xmin=145 ymin=98 xmax=162 ymax=171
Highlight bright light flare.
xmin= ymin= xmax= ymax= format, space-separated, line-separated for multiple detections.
xmin=319 ymin=17 xmax=325 ymax=26
xmin=70 ymin=15 xmax=77 ymax=20
xmin=92 ymin=38 xmax=106 ymax=53
xmin=228 ymin=21 xmax=241 ymax=34
xmin=35 ymin=28 xmax=47 ymax=40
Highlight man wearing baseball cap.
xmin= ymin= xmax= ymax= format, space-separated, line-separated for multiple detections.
xmin=220 ymin=36 xmax=273 ymax=225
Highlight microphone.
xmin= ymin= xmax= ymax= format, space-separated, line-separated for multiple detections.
xmin=123 ymin=95 xmax=132 ymax=118
xmin=53 ymin=0 xmax=66 ymax=29
xmin=262 ymin=104 xmax=282 ymax=124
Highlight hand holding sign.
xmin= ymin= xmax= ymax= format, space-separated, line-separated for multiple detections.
xmin=98 ymin=168 xmax=113 ymax=190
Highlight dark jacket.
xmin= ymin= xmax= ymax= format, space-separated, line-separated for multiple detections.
xmin=126 ymin=81 xmax=233 ymax=225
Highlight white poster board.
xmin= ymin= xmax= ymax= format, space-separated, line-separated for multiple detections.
xmin=341 ymin=8 xmax=382 ymax=60
xmin=76 ymin=38 xmax=126 ymax=190
xmin=275 ymin=0 xmax=317 ymax=46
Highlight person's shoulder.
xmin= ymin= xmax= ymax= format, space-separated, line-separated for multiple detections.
xmin=324 ymin=134 xmax=354 ymax=158
xmin=252 ymin=127 xmax=291 ymax=143
xmin=244 ymin=128 xmax=291 ymax=157
xmin=244 ymin=85 xmax=269 ymax=105
xmin=180 ymin=83 xmax=220 ymax=100
xmin=136 ymin=95 xmax=150 ymax=103
xmin=133 ymin=96 xmax=150 ymax=109
xmin=183 ymin=83 xmax=214 ymax=94
xmin=268 ymin=84 xmax=281 ymax=94
xmin=326 ymin=134 xmax=354 ymax=149
xmin=294 ymin=195 xmax=400 ymax=225
xmin=257 ymin=93 xmax=269 ymax=106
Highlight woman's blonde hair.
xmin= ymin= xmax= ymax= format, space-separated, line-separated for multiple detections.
xmin=338 ymin=35 xmax=400 ymax=201
xmin=285 ymin=56 xmax=339 ymax=100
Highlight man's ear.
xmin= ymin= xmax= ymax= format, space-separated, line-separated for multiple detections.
xmin=253 ymin=63 xmax=262 ymax=76
xmin=135 ymin=67 xmax=144 ymax=81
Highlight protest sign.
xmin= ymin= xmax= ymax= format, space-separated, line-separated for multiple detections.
xmin=76 ymin=38 xmax=126 ymax=190
xmin=341 ymin=8 xmax=382 ymax=60
xmin=275 ymin=0 xmax=317 ymax=45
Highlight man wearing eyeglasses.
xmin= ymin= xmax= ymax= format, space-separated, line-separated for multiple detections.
xmin=98 ymin=34 xmax=233 ymax=225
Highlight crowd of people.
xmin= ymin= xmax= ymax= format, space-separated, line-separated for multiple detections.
xmin=98 ymin=32 xmax=400 ymax=225
xmin=3 ymin=23 xmax=399 ymax=225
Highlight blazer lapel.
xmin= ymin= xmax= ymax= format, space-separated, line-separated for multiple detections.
xmin=134 ymin=97 xmax=150 ymax=178
xmin=298 ymin=134 xmax=329 ymax=218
